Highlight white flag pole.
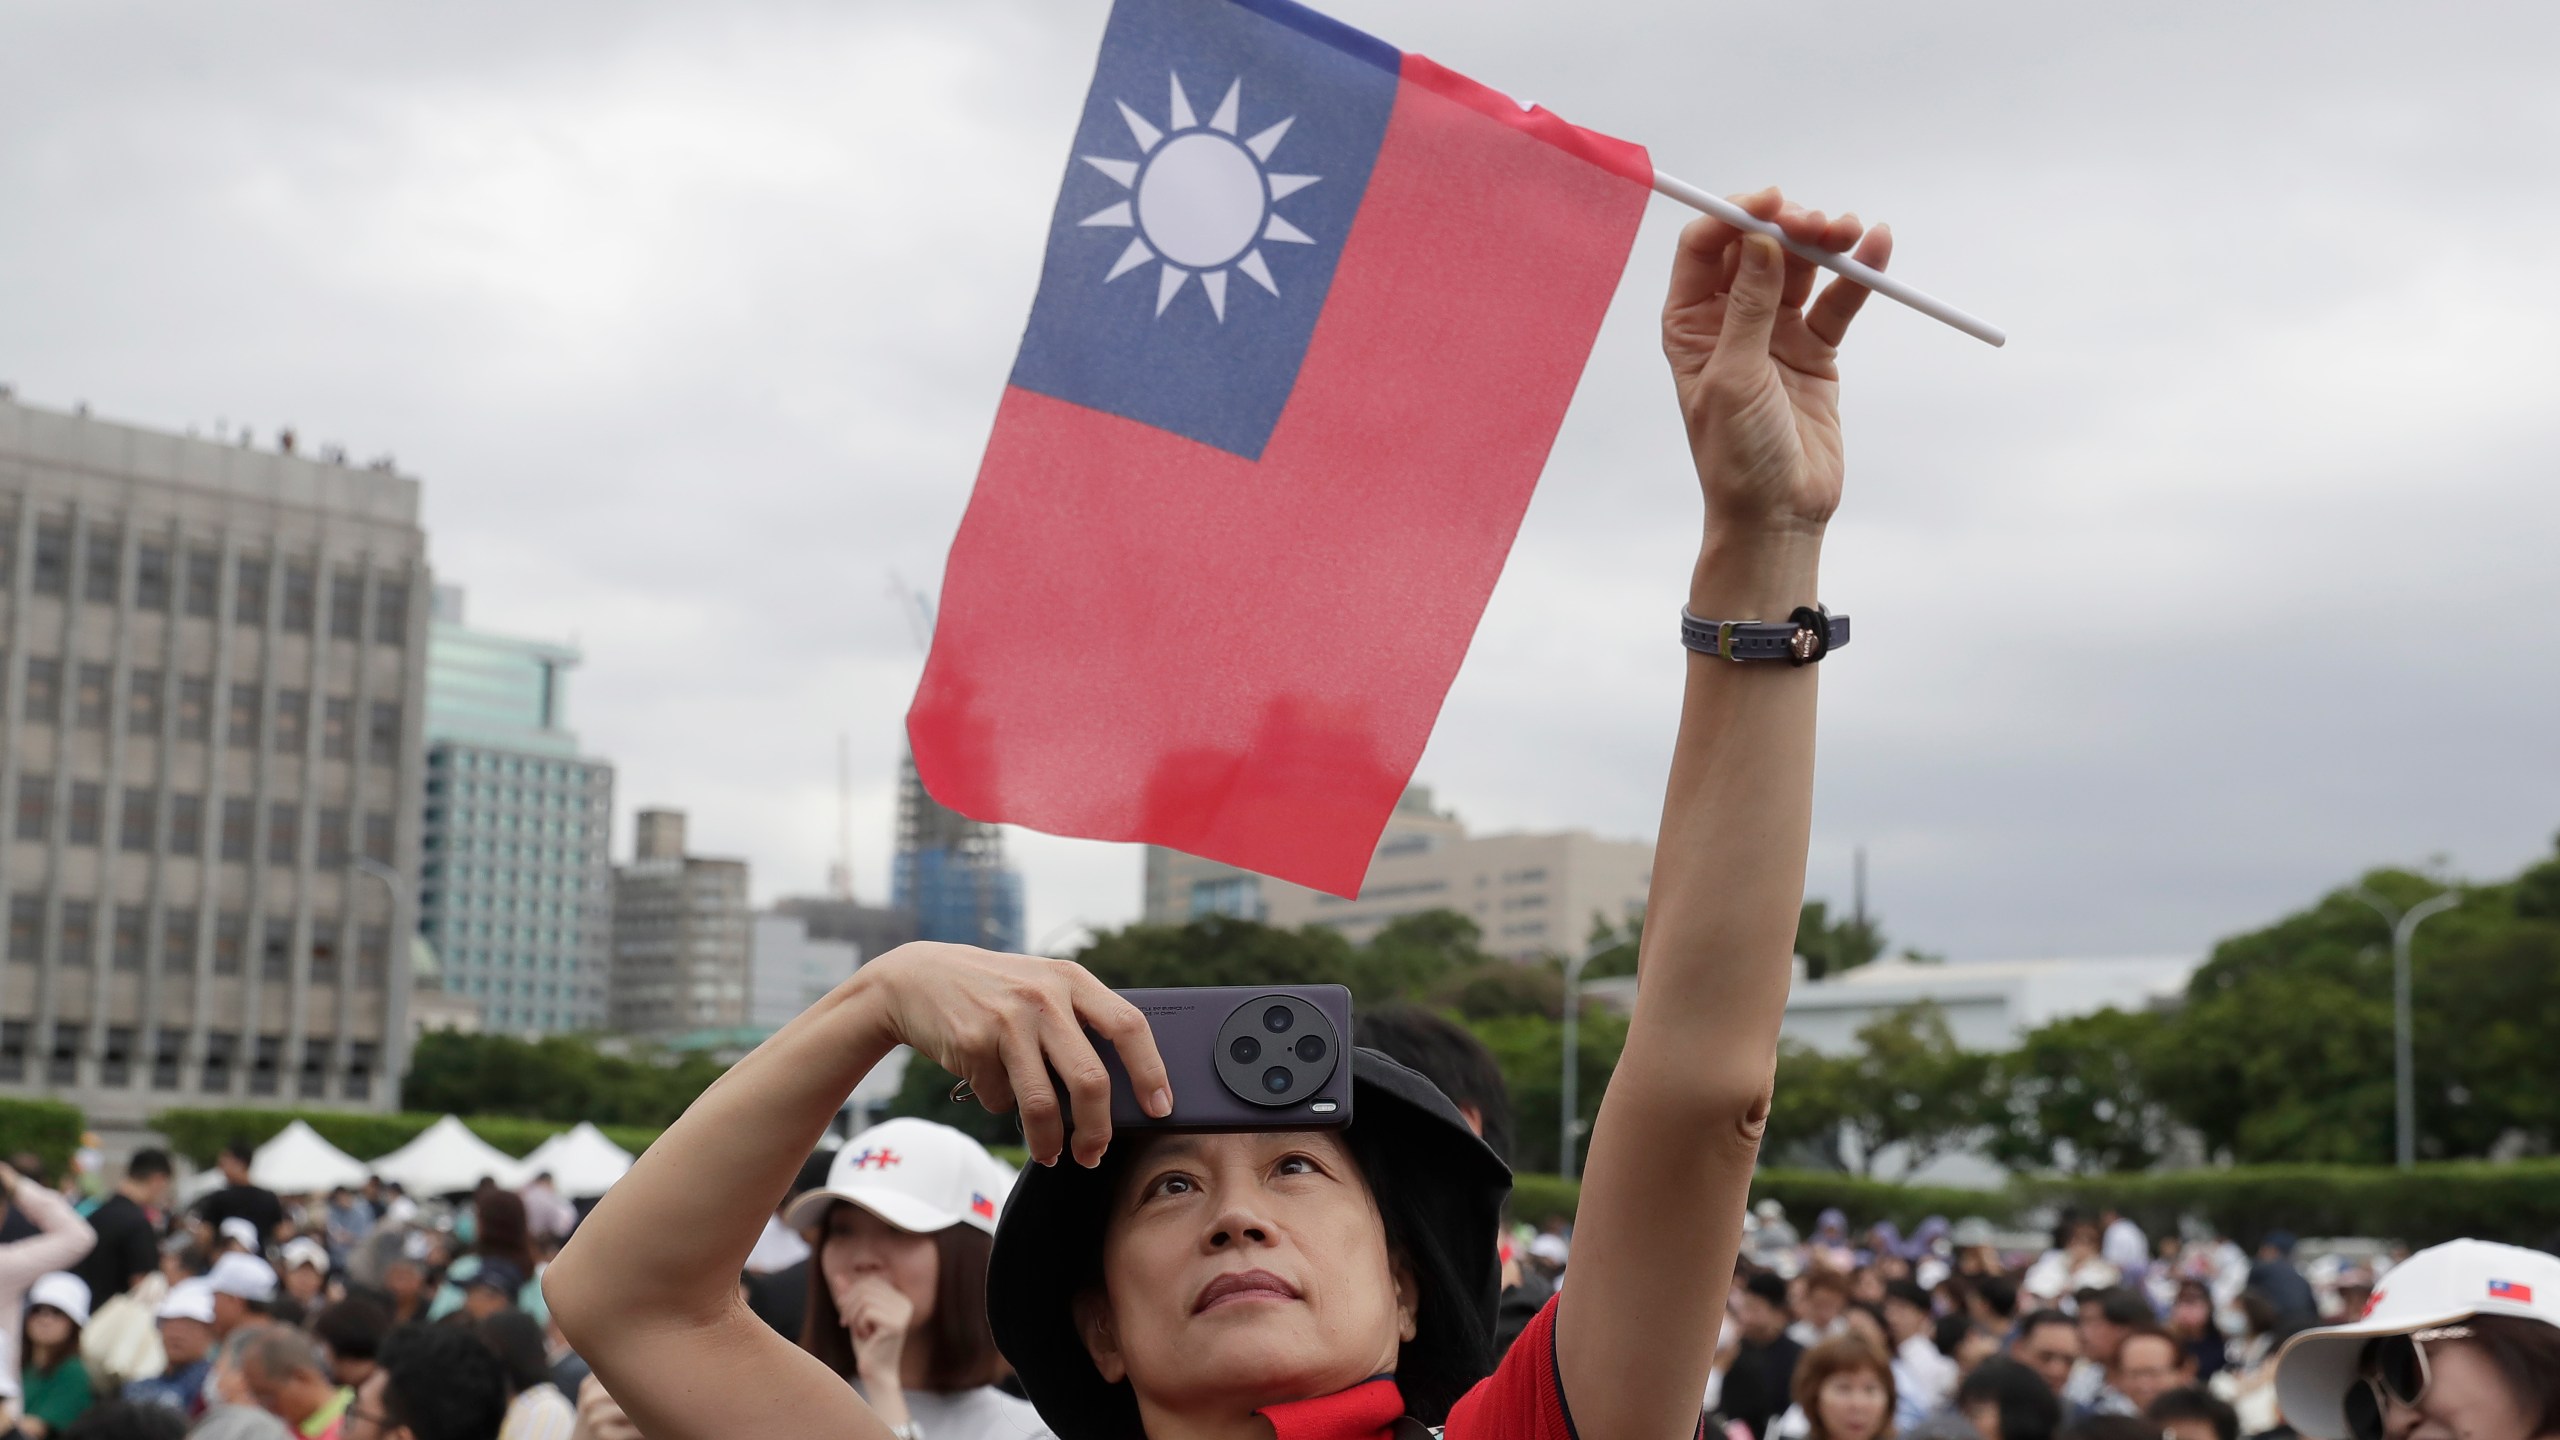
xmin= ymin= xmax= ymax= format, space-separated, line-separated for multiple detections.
xmin=1651 ymin=171 xmax=2008 ymax=348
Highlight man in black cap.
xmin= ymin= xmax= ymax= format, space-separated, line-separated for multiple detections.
xmin=1718 ymin=1272 xmax=1805 ymax=1438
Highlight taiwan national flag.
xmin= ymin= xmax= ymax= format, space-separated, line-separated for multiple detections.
xmin=911 ymin=0 xmax=1651 ymax=896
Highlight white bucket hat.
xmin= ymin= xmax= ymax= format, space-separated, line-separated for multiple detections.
xmin=159 ymin=1277 xmax=218 ymax=1325
xmin=218 ymin=1217 xmax=260 ymax=1251
xmin=280 ymin=1237 xmax=331 ymax=1275
xmin=27 ymin=1272 xmax=90 ymax=1328
xmin=207 ymin=1253 xmax=280 ymax=1304
xmin=2276 ymin=1238 xmax=2560 ymax=1437
xmin=782 ymin=1118 xmax=1016 ymax=1237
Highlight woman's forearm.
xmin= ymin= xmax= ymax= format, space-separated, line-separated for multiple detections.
xmin=547 ymin=966 xmax=902 ymax=1336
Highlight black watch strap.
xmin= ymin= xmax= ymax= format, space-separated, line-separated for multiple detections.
xmin=1679 ymin=604 xmax=1850 ymax=665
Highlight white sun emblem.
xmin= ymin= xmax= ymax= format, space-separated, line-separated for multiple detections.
xmin=1077 ymin=72 xmax=1321 ymax=322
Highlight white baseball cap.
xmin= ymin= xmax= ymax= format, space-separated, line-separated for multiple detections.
xmin=159 ymin=1277 xmax=218 ymax=1325
xmin=280 ymin=1237 xmax=331 ymax=1275
xmin=27 ymin=1272 xmax=91 ymax=1328
xmin=218 ymin=1217 xmax=260 ymax=1251
xmin=2276 ymin=1238 xmax=2560 ymax=1437
xmin=783 ymin=1118 xmax=1016 ymax=1237
xmin=207 ymin=1253 xmax=280 ymax=1303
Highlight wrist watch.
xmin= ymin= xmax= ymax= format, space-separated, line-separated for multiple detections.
xmin=1680 ymin=604 xmax=1849 ymax=665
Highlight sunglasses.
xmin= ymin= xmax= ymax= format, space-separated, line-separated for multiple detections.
xmin=2343 ymin=1325 xmax=2471 ymax=1440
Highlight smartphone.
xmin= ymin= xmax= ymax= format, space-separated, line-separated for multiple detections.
xmin=1090 ymin=984 xmax=1354 ymax=1131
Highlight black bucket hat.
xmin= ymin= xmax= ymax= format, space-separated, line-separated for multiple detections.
xmin=988 ymin=1048 xmax=1512 ymax=1440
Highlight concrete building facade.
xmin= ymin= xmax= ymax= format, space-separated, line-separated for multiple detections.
xmin=748 ymin=912 xmax=861 ymax=1030
xmin=1141 ymin=787 xmax=1654 ymax=962
xmin=0 ymin=396 xmax=430 ymax=1122
xmin=609 ymin=808 xmax=749 ymax=1037
xmin=418 ymin=586 xmax=613 ymax=1035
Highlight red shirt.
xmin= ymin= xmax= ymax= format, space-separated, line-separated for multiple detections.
xmin=1260 ymin=1297 xmax=1577 ymax=1440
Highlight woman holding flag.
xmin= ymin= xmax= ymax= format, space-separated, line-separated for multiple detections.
xmin=549 ymin=173 xmax=1889 ymax=1440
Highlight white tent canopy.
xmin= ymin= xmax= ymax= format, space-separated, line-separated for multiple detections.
xmin=250 ymin=1120 xmax=372 ymax=1196
xmin=518 ymin=1122 xmax=635 ymax=1199
xmin=368 ymin=1115 xmax=529 ymax=1195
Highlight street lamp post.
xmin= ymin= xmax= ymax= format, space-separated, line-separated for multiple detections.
xmin=2352 ymin=885 xmax=2459 ymax=1170
xmin=1560 ymin=937 xmax=1614 ymax=1181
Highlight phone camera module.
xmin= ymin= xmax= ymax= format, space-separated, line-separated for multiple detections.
xmin=1294 ymin=1034 xmax=1326 ymax=1063
xmin=1262 ymin=1066 xmax=1294 ymax=1095
xmin=1216 ymin=993 xmax=1343 ymax=1109
xmin=1230 ymin=1036 xmax=1261 ymax=1064
xmin=1262 ymin=1004 xmax=1294 ymax=1034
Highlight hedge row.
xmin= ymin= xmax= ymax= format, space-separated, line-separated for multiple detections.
xmin=150 ymin=1108 xmax=661 ymax=1167
xmin=0 ymin=1097 xmax=87 ymax=1176
xmin=2028 ymin=1159 xmax=2560 ymax=1251
xmin=1508 ymin=1170 xmax=2011 ymax=1230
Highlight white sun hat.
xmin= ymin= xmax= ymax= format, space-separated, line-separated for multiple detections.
xmin=2276 ymin=1238 xmax=2560 ymax=1437
xmin=159 ymin=1277 xmax=218 ymax=1325
xmin=27 ymin=1272 xmax=91 ymax=1328
xmin=207 ymin=1253 xmax=279 ymax=1303
xmin=782 ymin=1118 xmax=1016 ymax=1237
xmin=218 ymin=1217 xmax=260 ymax=1251
xmin=280 ymin=1237 xmax=331 ymax=1275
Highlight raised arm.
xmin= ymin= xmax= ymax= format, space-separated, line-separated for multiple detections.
xmin=1555 ymin=189 xmax=1891 ymax=1440
xmin=544 ymin=944 xmax=1167 ymax=1440
xmin=0 ymin=1165 xmax=97 ymax=1287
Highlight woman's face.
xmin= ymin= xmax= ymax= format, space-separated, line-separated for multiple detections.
xmin=1080 ymin=1130 xmax=1413 ymax=1421
xmin=2380 ymin=1338 xmax=2540 ymax=1440
xmin=287 ymin=1265 xmax=325 ymax=1302
xmin=820 ymin=1203 xmax=941 ymax=1328
xmin=26 ymin=1307 xmax=72 ymax=1349
xmin=1817 ymin=1368 xmax=1890 ymax=1440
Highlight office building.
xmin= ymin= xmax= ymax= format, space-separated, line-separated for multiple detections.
xmin=417 ymin=585 xmax=614 ymax=1034
xmin=771 ymin=894 xmax=918 ymax=961
xmin=1140 ymin=786 xmax=1653 ymax=962
xmin=0 ymin=396 xmax=429 ymax=1121
xmin=609 ymin=808 xmax=749 ymax=1036
xmin=891 ymin=754 xmax=1023 ymax=953
xmin=748 ymin=912 xmax=861 ymax=1029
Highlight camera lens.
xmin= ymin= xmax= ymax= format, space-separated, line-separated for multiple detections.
xmin=1294 ymin=1034 xmax=1327 ymax=1063
xmin=1230 ymin=1036 xmax=1261 ymax=1064
xmin=1263 ymin=1004 xmax=1294 ymax=1034
xmin=1262 ymin=1066 xmax=1294 ymax=1095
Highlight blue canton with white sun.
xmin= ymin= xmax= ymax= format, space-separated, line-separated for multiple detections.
xmin=1009 ymin=0 xmax=1398 ymax=462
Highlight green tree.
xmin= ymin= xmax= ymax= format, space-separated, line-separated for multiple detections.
xmin=1764 ymin=1044 xmax=1859 ymax=1171
xmin=885 ymin=1052 xmax=1026 ymax=1148
xmin=1074 ymin=914 xmax=1358 ymax=991
xmin=1469 ymin=1009 xmax=1627 ymax=1175
xmin=1837 ymin=1002 xmax=1990 ymax=1176
xmin=402 ymin=1032 xmax=726 ymax=1128
xmin=1356 ymin=910 xmax=1494 ymax=1000
xmin=1981 ymin=1008 xmax=2177 ymax=1173
xmin=1797 ymin=899 xmax=1885 ymax=980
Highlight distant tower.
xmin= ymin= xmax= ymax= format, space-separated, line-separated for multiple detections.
xmin=826 ymin=733 xmax=855 ymax=900
xmin=891 ymin=753 xmax=1024 ymax=953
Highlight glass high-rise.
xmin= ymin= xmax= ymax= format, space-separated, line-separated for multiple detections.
xmin=417 ymin=586 xmax=613 ymax=1034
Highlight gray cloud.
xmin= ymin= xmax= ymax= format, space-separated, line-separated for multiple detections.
xmin=5 ymin=0 xmax=2554 ymax=963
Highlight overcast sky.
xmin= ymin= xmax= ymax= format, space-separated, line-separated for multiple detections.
xmin=6 ymin=1 xmax=2555 ymax=964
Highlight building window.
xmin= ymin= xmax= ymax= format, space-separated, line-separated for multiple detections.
xmin=136 ymin=544 xmax=172 ymax=611
xmin=169 ymin=793 xmax=203 ymax=854
xmin=267 ymin=803 xmax=300 ymax=865
xmin=281 ymin=565 xmax=316 ymax=633
xmin=297 ymin=1039 xmax=329 ymax=1099
xmin=177 ymin=677 xmax=212 ymax=741
xmin=99 ymin=1025 xmax=137 ymax=1087
xmin=310 ymin=931 xmax=339 ymax=985
xmin=13 ymin=774 xmax=51 ymax=841
xmin=151 ymin=1030 xmax=184 ymax=1090
xmin=273 ymin=689 xmax=307 ymax=753
xmin=249 ymin=1034 xmax=282 ymax=1096
xmin=119 ymin=788 xmax=156 ymax=852
xmin=83 ymin=529 xmax=123 ymax=604
xmin=234 ymin=558 xmax=269 ymax=626
xmin=161 ymin=909 xmax=196 ymax=973
xmin=322 ymin=698 xmax=353 ymax=759
xmin=368 ymin=702 xmax=401 ymax=764
xmin=59 ymin=901 xmax=95 ymax=967
xmin=213 ymin=914 xmax=247 ymax=976
xmin=32 ymin=523 xmax=70 ymax=596
xmin=126 ymin=669 xmax=164 ymax=734
xmin=67 ymin=782 xmax=104 ymax=846
xmin=184 ymin=549 xmax=220 ymax=617
xmin=375 ymin=581 xmax=409 ymax=645
xmin=227 ymin=685 xmax=261 ymax=749
xmin=316 ymin=809 xmax=350 ymax=866
xmin=362 ymin=811 xmax=393 ymax=864
xmin=220 ymin=798 xmax=254 ymax=862
xmin=21 ymin=658 xmax=60 ymax=723
xmin=46 ymin=1030 xmax=77 ymax=1085
xmin=0 ymin=1022 xmax=26 ymax=1083
xmin=74 ymin=663 xmax=110 ymax=729
xmin=113 ymin=908 xmax=147 ymax=972
xmin=347 ymin=1040 xmax=376 ymax=1101
xmin=357 ymin=925 xmax=388 ymax=987
xmin=203 ymin=1032 xmax=236 ymax=1092
xmin=0 ymin=511 xmax=12 ymax=588
xmin=330 ymin=573 xmax=364 ymax=639
xmin=7 ymin=898 xmax=41 ymax=963
xmin=261 ymin=918 xmax=292 ymax=981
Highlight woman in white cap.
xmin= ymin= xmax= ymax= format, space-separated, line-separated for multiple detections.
xmin=2275 ymin=1238 xmax=2560 ymax=1440
xmin=784 ymin=1118 xmax=1049 ymax=1440
xmin=548 ymin=185 xmax=1888 ymax=1440
xmin=14 ymin=1271 xmax=95 ymax=1437
xmin=0 ymin=1158 xmax=94 ymax=1400
xmin=279 ymin=1237 xmax=332 ymax=1310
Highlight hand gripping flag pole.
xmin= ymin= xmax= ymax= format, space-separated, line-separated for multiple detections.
xmin=1650 ymin=171 xmax=2007 ymax=347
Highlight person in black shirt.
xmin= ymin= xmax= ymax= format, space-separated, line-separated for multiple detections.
xmin=191 ymin=1141 xmax=284 ymax=1251
xmin=73 ymin=1149 xmax=172 ymax=1310
xmin=1722 ymin=1272 xmax=1807 ymax=1438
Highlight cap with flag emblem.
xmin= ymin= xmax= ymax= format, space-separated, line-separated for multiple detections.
xmin=783 ymin=1117 xmax=1017 ymax=1238
xmin=2277 ymin=1239 xmax=2560 ymax=1437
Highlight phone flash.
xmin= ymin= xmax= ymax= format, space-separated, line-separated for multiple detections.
xmin=1311 ymin=1101 xmax=1339 ymax=1114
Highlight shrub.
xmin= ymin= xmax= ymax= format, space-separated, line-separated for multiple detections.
xmin=0 ymin=1097 xmax=87 ymax=1176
